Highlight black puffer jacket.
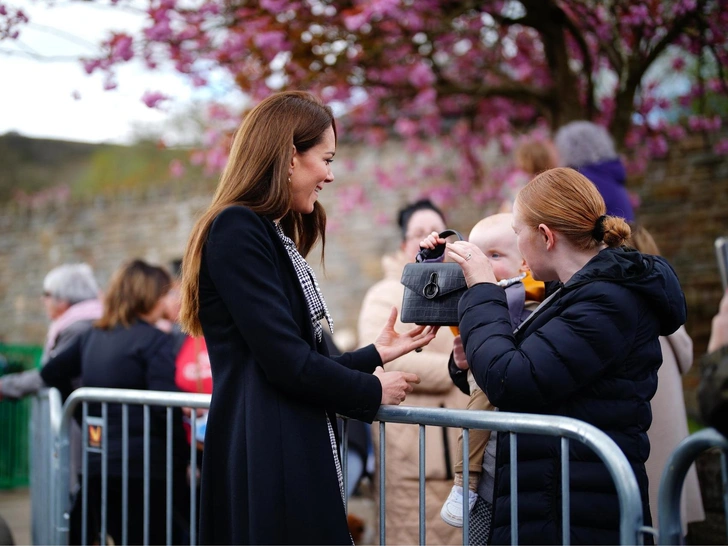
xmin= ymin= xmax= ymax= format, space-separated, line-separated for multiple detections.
xmin=459 ymin=247 xmax=686 ymax=545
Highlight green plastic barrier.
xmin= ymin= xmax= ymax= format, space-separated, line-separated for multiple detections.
xmin=0 ymin=344 xmax=43 ymax=489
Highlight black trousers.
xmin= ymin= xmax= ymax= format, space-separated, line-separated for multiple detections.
xmin=70 ymin=474 xmax=191 ymax=545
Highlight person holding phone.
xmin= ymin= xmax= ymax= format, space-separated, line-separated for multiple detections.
xmin=699 ymin=288 xmax=728 ymax=438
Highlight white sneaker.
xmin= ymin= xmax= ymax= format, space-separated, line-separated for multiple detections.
xmin=440 ymin=485 xmax=478 ymax=527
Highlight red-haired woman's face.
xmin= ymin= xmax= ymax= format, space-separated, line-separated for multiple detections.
xmin=512 ymin=202 xmax=549 ymax=281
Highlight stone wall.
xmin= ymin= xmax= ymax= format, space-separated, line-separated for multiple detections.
xmin=631 ymin=134 xmax=728 ymax=414
xmin=0 ymin=140 xmax=489 ymax=349
xmin=1 ymin=136 xmax=727 ymax=409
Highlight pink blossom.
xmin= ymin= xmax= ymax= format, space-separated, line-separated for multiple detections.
xmin=141 ymin=91 xmax=169 ymax=108
xmin=144 ymin=19 xmax=172 ymax=42
xmin=343 ymin=10 xmax=369 ymax=32
xmin=394 ymin=118 xmax=418 ymax=138
xmin=713 ymin=139 xmax=728 ymax=155
xmin=260 ymin=0 xmax=289 ymax=12
xmin=648 ymin=136 xmax=669 ymax=158
xmin=667 ymin=125 xmax=686 ymax=141
xmin=253 ymin=30 xmax=287 ymax=51
xmin=169 ymin=159 xmax=185 ymax=178
xmin=672 ymin=57 xmax=686 ymax=71
xmin=408 ymin=62 xmax=436 ymax=88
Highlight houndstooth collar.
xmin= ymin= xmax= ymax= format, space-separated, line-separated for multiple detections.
xmin=274 ymin=222 xmax=333 ymax=343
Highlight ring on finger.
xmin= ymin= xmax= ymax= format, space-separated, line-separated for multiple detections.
xmin=465 ymin=253 xmax=472 ymax=261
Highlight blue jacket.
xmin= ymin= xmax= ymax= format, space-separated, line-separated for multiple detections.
xmin=459 ymin=247 xmax=686 ymax=544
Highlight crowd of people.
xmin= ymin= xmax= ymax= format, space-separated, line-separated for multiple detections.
xmin=1 ymin=91 xmax=725 ymax=545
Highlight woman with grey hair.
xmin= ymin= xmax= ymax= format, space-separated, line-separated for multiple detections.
xmin=554 ymin=120 xmax=635 ymax=221
xmin=0 ymin=263 xmax=102 ymax=399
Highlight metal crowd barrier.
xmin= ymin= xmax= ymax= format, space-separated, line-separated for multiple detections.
xmin=658 ymin=428 xmax=728 ymax=545
xmin=53 ymin=388 xmax=211 ymax=546
xmin=374 ymin=405 xmax=644 ymax=546
xmin=43 ymin=388 xmax=645 ymax=546
xmin=29 ymin=388 xmax=62 ymax=545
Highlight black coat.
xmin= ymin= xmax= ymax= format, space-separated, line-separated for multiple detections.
xmin=459 ymin=248 xmax=686 ymax=544
xmin=197 ymin=206 xmax=382 ymax=545
xmin=40 ymin=321 xmax=186 ymax=479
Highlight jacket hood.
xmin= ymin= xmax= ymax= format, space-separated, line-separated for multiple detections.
xmin=565 ymin=247 xmax=686 ymax=336
xmin=578 ymin=159 xmax=626 ymax=185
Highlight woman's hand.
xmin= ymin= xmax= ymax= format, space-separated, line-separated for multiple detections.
xmin=373 ymin=366 xmax=420 ymax=405
xmin=708 ymin=290 xmax=728 ymax=353
xmin=452 ymin=335 xmax=469 ymax=370
xmin=374 ymin=307 xmax=439 ymax=364
xmin=446 ymin=241 xmax=497 ymax=287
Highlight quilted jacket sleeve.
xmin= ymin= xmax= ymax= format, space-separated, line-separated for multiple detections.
xmin=459 ymin=282 xmax=640 ymax=411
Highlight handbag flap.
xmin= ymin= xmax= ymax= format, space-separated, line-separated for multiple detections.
xmin=401 ymin=263 xmax=466 ymax=298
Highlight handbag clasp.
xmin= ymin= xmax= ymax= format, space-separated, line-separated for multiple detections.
xmin=423 ymin=272 xmax=440 ymax=299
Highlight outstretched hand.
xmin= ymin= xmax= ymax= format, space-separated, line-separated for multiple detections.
xmin=374 ymin=307 xmax=439 ymax=364
xmin=373 ymin=366 xmax=420 ymax=405
xmin=708 ymin=289 xmax=728 ymax=353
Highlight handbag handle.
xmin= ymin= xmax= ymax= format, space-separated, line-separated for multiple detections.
xmin=415 ymin=229 xmax=464 ymax=263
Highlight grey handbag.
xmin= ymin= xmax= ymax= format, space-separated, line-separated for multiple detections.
xmin=400 ymin=229 xmax=467 ymax=326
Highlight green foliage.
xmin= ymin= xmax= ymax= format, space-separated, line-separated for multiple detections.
xmin=74 ymin=143 xmax=188 ymax=196
xmin=0 ymin=133 xmax=215 ymax=204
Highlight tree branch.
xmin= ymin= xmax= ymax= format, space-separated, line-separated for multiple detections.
xmin=433 ymin=79 xmax=557 ymax=109
xmin=637 ymin=0 xmax=706 ymax=77
xmin=560 ymin=9 xmax=596 ymax=119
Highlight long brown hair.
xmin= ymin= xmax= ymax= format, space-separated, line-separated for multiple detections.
xmin=180 ymin=90 xmax=336 ymax=336
xmin=515 ymin=167 xmax=631 ymax=250
xmin=96 ymin=259 xmax=172 ymax=329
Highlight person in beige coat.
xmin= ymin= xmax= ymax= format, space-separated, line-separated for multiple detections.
xmin=630 ymin=226 xmax=705 ymax=535
xmin=357 ymin=199 xmax=469 ymax=545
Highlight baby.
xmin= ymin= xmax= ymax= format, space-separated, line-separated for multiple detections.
xmin=440 ymin=213 xmax=544 ymax=527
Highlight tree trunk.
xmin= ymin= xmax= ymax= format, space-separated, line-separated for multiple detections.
xmin=523 ymin=0 xmax=588 ymax=130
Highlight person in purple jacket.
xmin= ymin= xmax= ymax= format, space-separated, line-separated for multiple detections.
xmin=555 ymin=121 xmax=635 ymax=221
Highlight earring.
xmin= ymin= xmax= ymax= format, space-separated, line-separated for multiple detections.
xmin=288 ymin=177 xmax=291 ymax=184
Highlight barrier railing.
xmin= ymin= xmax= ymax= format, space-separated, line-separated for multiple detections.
xmin=53 ymin=388 xmax=210 ymax=546
xmin=29 ymin=388 xmax=62 ymax=546
xmin=658 ymin=428 xmax=728 ymax=545
xmin=375 ymin=405 xmax=644 ymax=546
xmin=45 ymin=388 xmax=645 ymax=546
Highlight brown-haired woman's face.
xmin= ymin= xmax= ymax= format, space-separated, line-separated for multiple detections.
xmin=290 ymin=125 xmax=336 ymax=214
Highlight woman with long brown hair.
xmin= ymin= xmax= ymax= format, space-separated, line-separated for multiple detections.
xmin=179 ymin=90 xmax=435 ymax=544
xmin=421 ymin=167 xmax=686 ymax=544
xmin=40 ymin=258 xmax=189 ymax=546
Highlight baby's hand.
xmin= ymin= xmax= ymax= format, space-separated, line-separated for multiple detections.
xmin=419 ymin=231 xmax=446 ymax=250
xmin=453 ymin=335 xmax=469 ymax=370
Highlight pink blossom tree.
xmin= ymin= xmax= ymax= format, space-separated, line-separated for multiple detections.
xmin=3 ymin=0 xmax=727 ymax=202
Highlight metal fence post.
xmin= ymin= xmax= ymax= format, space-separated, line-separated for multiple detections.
xmin=658 ymin=428 xmax=728 ymax=545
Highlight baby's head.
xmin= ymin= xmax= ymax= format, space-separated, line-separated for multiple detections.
xmin=469 ymin=213 xmax=527 ymax=281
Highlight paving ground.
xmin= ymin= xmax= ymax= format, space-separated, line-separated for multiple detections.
xmin=0 ymin=488 xmax=30 ymax=546
xmin=0 ymin=486 xmax=376 ymax=546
